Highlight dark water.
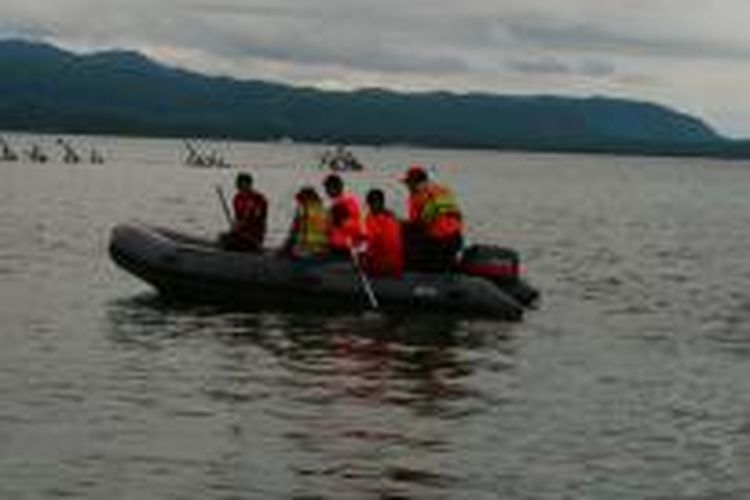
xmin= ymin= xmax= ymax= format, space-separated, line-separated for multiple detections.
xmin=2 ymin=134 xmax=750 ymax=499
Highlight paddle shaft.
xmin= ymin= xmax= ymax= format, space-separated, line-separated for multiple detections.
xmin=215 ymin=185 xmax=233 ymax=228
xmin=348 ymin=244 xmax=380 ymax=310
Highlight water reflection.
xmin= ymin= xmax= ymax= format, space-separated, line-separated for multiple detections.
xmin=103 ymin=296 xmax=519 ymax=497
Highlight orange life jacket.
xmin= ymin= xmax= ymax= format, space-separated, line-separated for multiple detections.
xmin=364 ymin=210 xmax=404 ymax=277
xmin=328 ymin=192 xmax=364 ymax=250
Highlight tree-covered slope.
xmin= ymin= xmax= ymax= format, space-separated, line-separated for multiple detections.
xmin=1 ymin=39 xmax=747 ymax=157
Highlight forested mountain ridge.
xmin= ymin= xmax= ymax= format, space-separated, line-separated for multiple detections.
xmin=1 ymin=39 xmax=749 ymax=158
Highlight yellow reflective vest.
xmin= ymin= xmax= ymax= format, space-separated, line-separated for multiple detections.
xmin=290 ymin=202 xmax=329 ymax=256
xmin=408 ymin=182 xmax=463 ymax=239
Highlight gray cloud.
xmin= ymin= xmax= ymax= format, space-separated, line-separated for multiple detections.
xmin=505 ymin=57 xmax=617 ymax=78
xmin=0 ymin=16 xmax=53 ymax=39
xmin=506 ymin=57 xmax=572 ymax=76
xmin=579 ymin=60 xmax=616 ymax=78
xmin=503 ymin=18 xmax=750 ymax=62
xmin=222 ymin=33 xmax=467 ymax=75
xmin=187 ymin=11 xmax=468 ymax=74
xmin=75 ymin=0 xmax=471 ymax=75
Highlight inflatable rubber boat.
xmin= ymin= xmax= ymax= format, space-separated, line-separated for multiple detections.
xmin=109 ymin=223 xmax=539 ymax=320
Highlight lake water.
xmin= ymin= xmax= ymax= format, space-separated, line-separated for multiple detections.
xmin=2 ymin=133 xmax=750 ymax=499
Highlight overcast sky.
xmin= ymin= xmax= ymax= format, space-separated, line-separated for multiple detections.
xmin=2 ymin=0 xmax=750 ymax=136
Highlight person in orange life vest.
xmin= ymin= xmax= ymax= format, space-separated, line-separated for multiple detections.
xmin=362 ymin=188 xmax=404 ymax=277
xmin=323 ymin=173 xmax=364 ymax=256
xmin=281 ymin=186 xmax=329 ymax=258
xmin=221 ymin=172 xmax=268 ymax=251
xmin=401 ymin=165 xmax=464 ymax=272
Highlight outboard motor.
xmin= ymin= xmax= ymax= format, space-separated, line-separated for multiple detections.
xmin=460 ymin=244 xmax=539 ymax=307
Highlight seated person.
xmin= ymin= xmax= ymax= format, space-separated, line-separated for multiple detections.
xmin=221 ymin=172 xmax=268 ymax=251
xmin=363 ymin=189 xmax=404 ymax=277
xmin=281 ymin=186 xmax=329 ymax=258
xmin=401 ymin=165 xmax=463 ymax=272
xmin=323 ymin=174 xmax=364 ymax=257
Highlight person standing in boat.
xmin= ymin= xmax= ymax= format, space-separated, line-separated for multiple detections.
xmin=282 ymin=186 xmax=329 ymax=257
xmin=363 ymin=189 xmax=404 ymax=278
xmin=323 ymin=174 xmax=364 ymax=257
xmin=401 ymin=165 xmax=464 ymax=272
xmin=221 ymin=172 xmax=268 ymax=251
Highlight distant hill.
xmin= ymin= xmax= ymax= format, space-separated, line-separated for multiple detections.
xmin=1 ymin=38 xmax=749 ymax=158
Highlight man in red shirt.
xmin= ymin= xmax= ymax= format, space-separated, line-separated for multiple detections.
xmin=222 ymin=172 xmax=268 ymax=251
xmin=363 ymin=189 xmax=403 ymax=277
xmin=323 ymin=174 xmax=364 ymax=256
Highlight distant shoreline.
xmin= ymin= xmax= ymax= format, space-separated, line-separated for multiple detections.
xmin=2 ymin=127 xmax=750 ymax=161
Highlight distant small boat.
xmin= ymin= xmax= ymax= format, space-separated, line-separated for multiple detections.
xmin=109 ymin=223 xmax=539 ymax=320
xmin=320 ymin=146 xmax=365 ymax=172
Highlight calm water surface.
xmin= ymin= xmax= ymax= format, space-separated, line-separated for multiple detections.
xmin=2 ymin=133 xmax=750 ymax=499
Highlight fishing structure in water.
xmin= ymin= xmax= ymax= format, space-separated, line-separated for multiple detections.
xmin=57 ymin=138 xmax=82 ymax=164
xmin=184 ymin=140 xmax=232 ymax=168
xmin=26 ymin=143 xmax=48 ymax=163
xmin=0 ymin=136 xmax=19 ymax=161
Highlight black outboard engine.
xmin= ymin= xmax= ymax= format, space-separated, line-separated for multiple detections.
xmin=460 ymin=244 xmax=539 ymax=307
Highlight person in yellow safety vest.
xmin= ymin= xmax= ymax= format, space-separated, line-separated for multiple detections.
xmin=281 ymin=186 xmax=330 ymax=258
xmin=401 ymin=165 xmax=464 ymax=272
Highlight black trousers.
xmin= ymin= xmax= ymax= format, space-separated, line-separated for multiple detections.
xmin=403 ymin=225 xmax=463 ymax=273
xmin=219 ymin=231 xmax=263 ymax=252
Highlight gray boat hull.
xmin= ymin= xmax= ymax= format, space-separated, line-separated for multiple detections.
xmin=109 ymin=223 xmax=532 ymax=320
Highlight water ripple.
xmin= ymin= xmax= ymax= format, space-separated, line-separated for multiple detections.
xmin=4 ymin=145 xmax=750 ymax=498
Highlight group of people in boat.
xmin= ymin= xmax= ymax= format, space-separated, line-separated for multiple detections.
xmin=220 ymin=165 xmax=464 ymax=277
